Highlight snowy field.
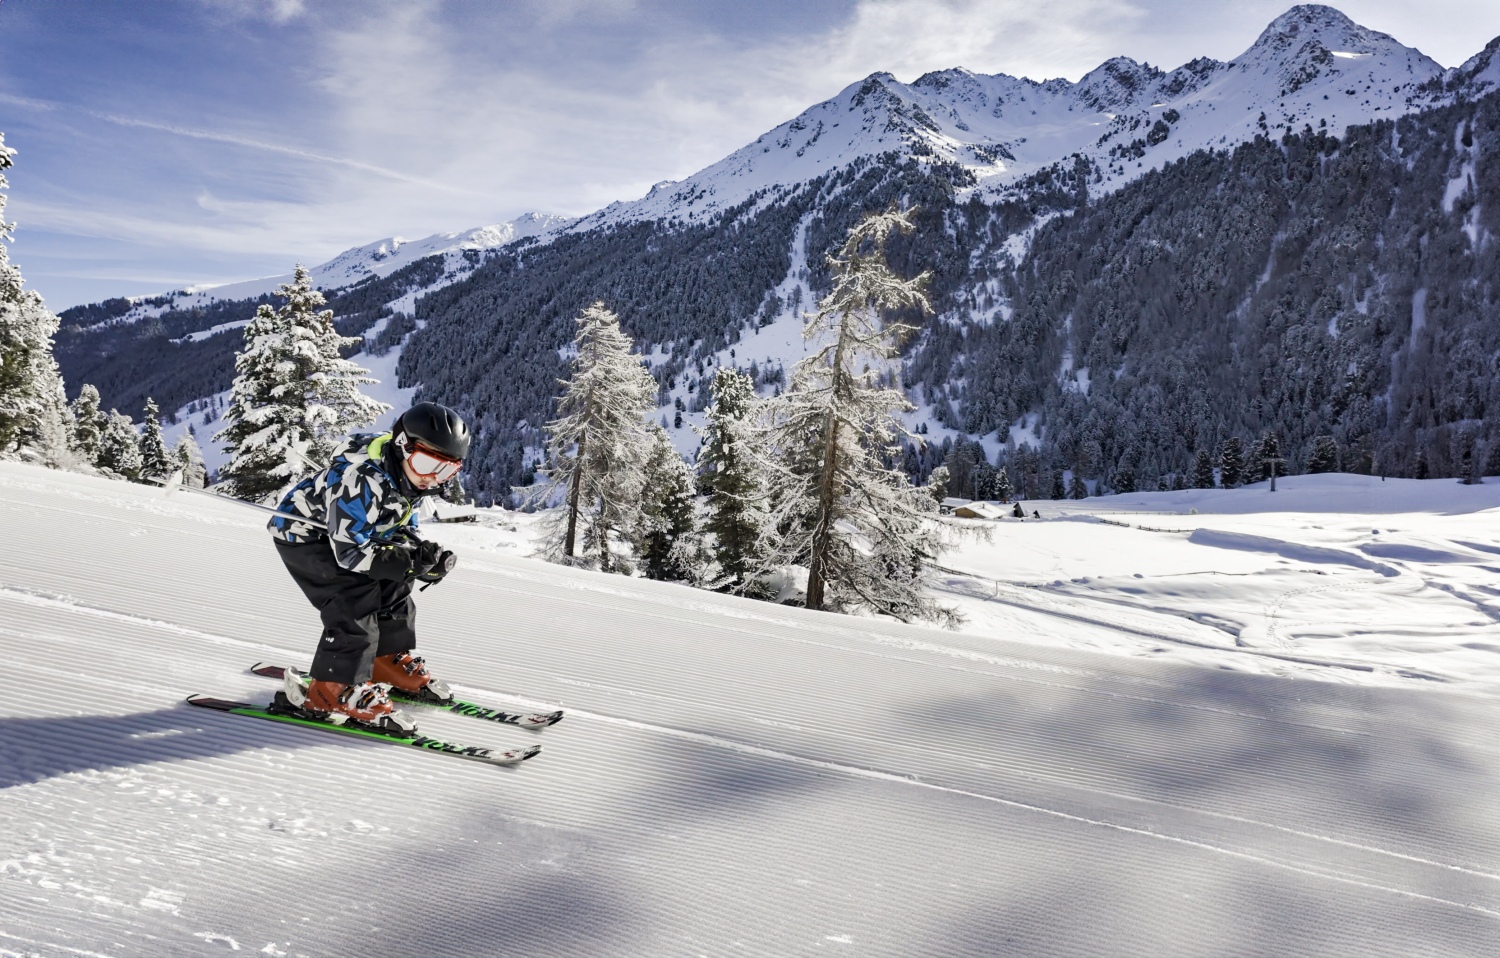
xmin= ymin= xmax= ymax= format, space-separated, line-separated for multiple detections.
xmin=4 ymin=462 xmax=1500 ymax=957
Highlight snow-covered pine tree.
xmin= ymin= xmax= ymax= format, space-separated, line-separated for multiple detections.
xmin=974 ymin=460 xmax=998 ymax=500
xmin=994 ymin=466 xmax=1012 ymax=503
xmin=441 ymin=472 xmax=470 ymax=505
xmin=1194 ymin=449 xmax=1216 ymax=489
xmin=634 ymin=424 xmax=700 ymax=581
xmin=69 ymin=384 xmax=104 ymax=466
xmin=138 ymin=398 xmax=173 ymax=481
xmin=697 ymin=367 xmax=769 ymax=590
xmin=1219 ymin=436 xmax=1245 ymax=489
xmin=216 ymin=266 xmax=388 ymax=501
xmin=0 ymin=132 xmax=70 ymax=463
xmin=925 ymin=464 xmax=950 ymax=504
xmin=216 ymin=301 xmax=301 ymax=500
xmin=1050 ymin=470 xmax=1066 ymax=500
xmin=297 ymin=267 xmax=388 ymax=461
xmin=1068 ymin=474 xmax=1088 ymax=499
xmin=173 ymin=433 xmax=206 ymax=488
xmin=535 ymin=302 xmax=658 ymax=569
xmin=1307 ymin=435 xmax=1339 ymax=474
xmin=1248 ymin=430 xmax=1282 ymax=483
xmin=96 ymin=410 xmax=143 ymax=479
xmin=760 ymin=208 xmax=955 ymax=623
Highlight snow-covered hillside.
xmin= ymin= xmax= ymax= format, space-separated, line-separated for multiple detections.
xmin=5 ymin=462 xmax=1500 ymax=956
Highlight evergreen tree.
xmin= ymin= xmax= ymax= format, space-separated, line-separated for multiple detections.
xmin=216 ymin=266 xmax=388 ymax=501
xmin=761 ymin=208 xmax=955 ymax=623
xmin=1219 ymin=437 xmax=1245 ymax=489
xmin=96 ymin=410 xmax=143 ymax=479
xmin=925 ymin=464 xmax=950 ymax=504
xmin=1068 ymin=474 xmax=1088 ymax=499
xmin=173 ymin=433 xmax=206 ymax=488
xmin=994 ymin=466 xmax=1012 ymax=503
xmin=1247 ymin=432 xmax=1283 ymax=484
xmin=1307 ymin=435 xmax=1339 ymax=474
xmin=942 ymin=439 xmax=980 ymax=499
xmin=299 ymin=268 xmax=389 ymax=460
xmin=1050 ymin=470 xmax=1066 ymax=500
xmin=69 ymin=383 xmax=104 ymax=466
xmin=441 ymin=472 xmax=471 ymax=505
xmin=0 ymin=133 xmax=69 ymax=462
xmin=973 ymin=460 xmax=997 ymax=500
xmin=1194 ymin=449 xmax=1216 ymax=489
xmin=1245 ymin=435 xmax=1268 ymax=483
xmin=634 ymin=425 xmax=699 ymax=581
xmin=535 ymin=302 xmax=658 ymax=569
xmin=138 ymin=397 xmax=172 ymax=481
xmin=697 ymin=367 xmax=769 ymax=591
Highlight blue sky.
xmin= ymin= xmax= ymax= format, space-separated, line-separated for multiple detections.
xmin=2 ymin=0 xmax=1498 ymax=309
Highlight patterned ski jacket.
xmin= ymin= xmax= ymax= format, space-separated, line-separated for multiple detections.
xmin=268 ymin=433 xmax=419 ymax=579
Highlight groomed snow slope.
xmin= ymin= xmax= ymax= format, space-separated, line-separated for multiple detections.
xmin=4 ymin=462 xmax=1500 ymax=957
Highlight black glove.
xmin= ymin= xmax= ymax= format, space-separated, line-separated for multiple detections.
xmin=368 ymin=541 xmax=417 ymax=581
xmin=414 ymin=540 xmax=456 ymax=585
xmin=411 ymin=538 xmax=443 ymax=577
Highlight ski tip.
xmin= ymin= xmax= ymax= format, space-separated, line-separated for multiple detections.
xmin=186 ymin=695 xmax=244 ymax=712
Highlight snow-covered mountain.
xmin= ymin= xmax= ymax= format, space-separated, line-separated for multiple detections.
xmin=102 ymin=5 xmax=1477 ymax=305
xmin=107 ymin=212 xmax=575 ymax=323
xmin=578 ymin=5 xmax=1451 ymax=227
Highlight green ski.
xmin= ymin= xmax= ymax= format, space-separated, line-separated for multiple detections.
xmin=185 ymin=694 xmax=541 ymax=767
xmin=249 ymin=662 xmax=564 ymax=729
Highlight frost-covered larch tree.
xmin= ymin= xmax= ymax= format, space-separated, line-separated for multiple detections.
xmin=634 ymin=424 xmax=700 ymax=581
xmin=697 ymin=367 xmax=770 ymax=591
xmin=216 ymin=266 xmax=387 ymax=501
xmin=138 ymin=398 xmax=173 ymax=481
xmin=535 ymin=302 xmax=658 ymax=569
xmin=762 ymin=208 xmax=956 ymax=623
xmin=0 ymin=133 xmax=70 ymax=463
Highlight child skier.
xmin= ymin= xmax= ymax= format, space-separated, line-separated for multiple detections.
xmin=266 ymin=401 xmax=470 ymax=733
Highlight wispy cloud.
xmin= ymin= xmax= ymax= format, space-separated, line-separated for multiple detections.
xmin=0 ymin=90 xmax=485 ymax=196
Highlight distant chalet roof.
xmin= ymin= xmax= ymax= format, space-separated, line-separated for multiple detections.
xmin=948 ymin=500 xmax=1010 ymax=519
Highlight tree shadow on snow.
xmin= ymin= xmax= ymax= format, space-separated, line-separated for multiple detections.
xmin=890 ymin=665 xmax=1500 ymax=957
xmin=368 ymin=734 xmax=834 ymax=957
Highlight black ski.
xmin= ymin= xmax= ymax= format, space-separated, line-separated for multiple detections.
xmin=186 ymin=694 xmax=541 ymax=767
xmin=249 ymin=662 xmax=564 ymax=729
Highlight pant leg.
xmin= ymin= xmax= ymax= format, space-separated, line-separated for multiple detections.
xmin=374 ymin=577 xmax=417 ymax=657
xmin=274 ymin=538 xmax=386 ymax=685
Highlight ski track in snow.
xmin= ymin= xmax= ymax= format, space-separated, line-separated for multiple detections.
xmin=5 ymin=463 xmax=1500 ymax=956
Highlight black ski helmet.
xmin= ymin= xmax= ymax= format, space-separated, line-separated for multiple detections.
xmin=395 ymin=402 xmax=471 ymax=461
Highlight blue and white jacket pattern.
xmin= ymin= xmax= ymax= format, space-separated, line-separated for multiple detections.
xmin=268 ymin=433 xmax=417 ymax=576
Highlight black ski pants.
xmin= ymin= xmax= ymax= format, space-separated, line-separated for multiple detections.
xmin=274 ymin=538 xmax=417 ymax=685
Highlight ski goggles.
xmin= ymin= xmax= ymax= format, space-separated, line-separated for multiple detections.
xmin=406 ymin=445 xmax=463 ymax=482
